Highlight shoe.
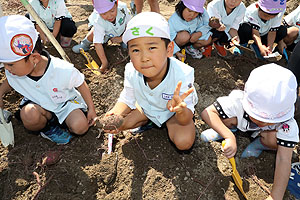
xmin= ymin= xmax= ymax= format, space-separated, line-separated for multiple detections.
xmin=131 ymin=121 xmax=155 ymax=134
xmin=214 ymin=42 xmax=227 ymax=57
xmin=40 ymin=125 xmax=72 ymax=145
xmin=202 ymin=45 xmax=212 ymax=57
xmin=241 ymin=137 xmax=271 ymax=158
xmin=200 ymin=127 xmax=237 ymax=142
xmin=250 ymin=44 xmax=264 ymax=60
xmin=60 ymin=36 xmax=72 ymax=48
xmin=185 ymin=45 xmax=203 ymax=59
xmin=72 ymin=37 xmax=92 ymax=53
xmin=232 ymin=43 xmax=247 ymax=55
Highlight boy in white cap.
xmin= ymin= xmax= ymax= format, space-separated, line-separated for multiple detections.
xmin=201 ymin=63 xmax=299 ymax=199
xmin=72 ymin=0 xmax=131 ymax=73
xmin=102 ymin=12 xmax=198 ymax=151
xmin=168 ymin=0 xmax=212 ymax=60
xmin=238 ymin=0 xmax=287 ymax=59
xmin=283 ymin=5 xmax=300 ymax=50
xmin=0 ymin=15 xmax=97 ymax=144
xmin=28 ymin=0 xmax=77 ymax=47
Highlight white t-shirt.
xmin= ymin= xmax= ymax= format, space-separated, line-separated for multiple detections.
xmin=29 ymin=0 xmax=72 ymax=30
xmin=243 ymin=3 xmax=284 ymax=36
xmin=118 ymin=57 xmax=198 ymax=127
xmin=207 ymin=0 xmax=246 ymax=38
xmin=5 ymin=52 xmax=87 ymax=123
xmin=93 ymin=1 xmax=131 ymax=44
xmin=284 ymin=5 xmax=300 ymax=43
xmin=215 ymin=90 xmax=299 ymax=148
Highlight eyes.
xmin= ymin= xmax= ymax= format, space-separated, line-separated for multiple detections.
xmin=131 ymin=46 xmax=157 ymax=53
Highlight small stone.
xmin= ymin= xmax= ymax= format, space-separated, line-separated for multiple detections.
xmin=184 ymin=177 xmax=188 ymax=181
xmin=186 ymin=171 xmax=190 ymax=177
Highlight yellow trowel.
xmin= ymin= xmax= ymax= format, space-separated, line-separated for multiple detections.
xmin=222 ymin=140 xmax=248 ymax=199
xmin=181 ymin=49 xmax=185 ymax=63
xmin=80 ymin=48 xmax=101 ymax=75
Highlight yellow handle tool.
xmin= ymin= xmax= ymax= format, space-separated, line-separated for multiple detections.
xmin=222 ymin=140 xmax=248 ymax=199
xmin=80 ymin=48 xmax=101 ymax=75
xmin=181 ymin=49 xmax=185 ymax=63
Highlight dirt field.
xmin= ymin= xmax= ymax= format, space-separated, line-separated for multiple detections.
xmin=0 ymin=0 xmax=300 ymax=199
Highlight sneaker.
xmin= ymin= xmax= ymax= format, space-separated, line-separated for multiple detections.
xmin=200 ymin=127 xmax=237 ymax=142
xmin=202 ymin=45 xmax=212 ymax=57
xmin=60 ymin=36 xmax=72 ymax=48
xmin=214 ymin=42 xmax=227 ymax=57
xmin=241 ymin=137 xmax=271 ymax=158
xmin=185 ymin=45 xmax=203 ymax=59
xmin=72 ymin=38 xmax=92 ymax=53
xmin=131 ymin=121 xmax=155 ymax=134
xmin=40 ymin=125 xmax=72 ymax=145
xmin=250 ymin=44 xmax=264 ymax=60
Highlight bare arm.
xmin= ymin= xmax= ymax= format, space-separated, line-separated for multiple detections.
xmin=0 ymin=79 xmax=12 ymax=108
xmin=94 ymin=43 xmax=109 ymax=71
xmin=201 ymin=105 xmax=237 ymax=158
xmin=252 ymin=29 xmax=271 ymax=56
xmin=268 ymin=146 xmax=293 ymax=200
xmin=77 ymin=81 xmax=97 ymax=125
xmin=267 ymin=31 xmax=276 ymax=51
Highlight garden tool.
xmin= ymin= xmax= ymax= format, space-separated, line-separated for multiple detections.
xmin=222 ymin=140 xmax=247 ymax=199
xmin=181 ymin=49 xmax=186 ymax=63
xmin=0 ymin=109 xmax=14 ymax=147
xmin=231 ymin=39 xmax=253 ymax=53
xmin=80 ymin=48 xmax=101 ymax=75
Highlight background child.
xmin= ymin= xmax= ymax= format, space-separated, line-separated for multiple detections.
xmin=0 ymin=15 xmax=97 ymax=144
xmin=207 ymin=0 xmax=246 ymax=56
xmin=168 ymin=0 xmax=212 ymax=60
xmin=72 ymin=0 xmax=131 ymax=73
xmin=283 ymin=5 xmax=300 ymax=50
xmin=28 ymin=0 xmax=77 ymax=47
xmin=102 ymin=12 xmax=198 ymax=151
xmin=238 ymin=0 xmax=287 ymax=59
xmin=201 ymin=64 xmax=299 ymax=199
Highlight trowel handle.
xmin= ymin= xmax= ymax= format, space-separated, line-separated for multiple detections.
xmin=222 ymin=140 xmax=237 ymax=170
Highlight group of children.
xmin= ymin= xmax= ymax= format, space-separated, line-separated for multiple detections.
xmin=0 ymin=0 xmax=299 ymax=199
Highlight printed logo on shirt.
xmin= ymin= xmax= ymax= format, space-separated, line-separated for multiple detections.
xmin=282 ymin=123 xmax=290 ymax=133
xmin=162 ymin=93 xmax=173 ymax=100
xmin=119 ymin=8 xmax=126 ymax=25
xmin=10 ymin=34 xmax=34 ymax=57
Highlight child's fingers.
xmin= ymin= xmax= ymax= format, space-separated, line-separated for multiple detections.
xmin=173 ymin=81 xmax=182 ymax=96
xmin=180 ymin=87 xmax=194 ymax=100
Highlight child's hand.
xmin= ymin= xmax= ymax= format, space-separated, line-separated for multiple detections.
xmin=190 ymin=32 xmax=202 ymax=43
xmin=259 ymin=45 xmax=272 ymax=56
xmin=175 ymin=52 xmax=186 ymax=62
xmin=222 ymin=138 xmax=237 ymax=158
xmin=87 ymin=109 xmax=97 ymax=126
xmin=110 ymin=36 xmax=122 ymax=44
xmin=99 ymin=60 xmax=109 ymax=73
xmin=231 ymin=36 xmax=240 ymax=46
xmin=217 ymin=24 xmax=226 ymax=32
xmin=167 ymin=81 xmax=194 ymax=114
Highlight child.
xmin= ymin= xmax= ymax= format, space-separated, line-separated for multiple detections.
xmin=168 ymin=0 xmax=212 ymax=60
xmin=102 ymin=12 xmax=198 ymax=151
xmin=0 ymin=15 xmax=97 ymax=144
xmin=201 ymin=64 xmax=299 ymax=199
xmin=207 ymin=0 xmax=246 ymax=56
xmin=72 ymin=0 xmax=131 ymax=73
xmin=238 ymin=0 xmax=287 ymax=59
xmin=28 ymin=0 xmax=77 ymax=47
xmin=283 ymin=5 xmax=300 ymax=50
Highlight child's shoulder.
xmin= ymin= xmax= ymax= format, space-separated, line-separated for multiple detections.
xmin=207 ymin=0 xmax=221 ymax=7
xmin=169 ymin=57 xmax=194 ymax=76
xmin=50 ymin=56 xmax=75 ymax=71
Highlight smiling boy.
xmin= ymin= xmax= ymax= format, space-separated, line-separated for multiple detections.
xmin=103 ymin=12 xmax=198 ymax=151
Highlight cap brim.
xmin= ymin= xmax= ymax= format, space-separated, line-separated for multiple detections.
xmin=184 ymin=4 xmax=204 ymax=13
xmin=242 ymin=97 xmax=294 ymax=123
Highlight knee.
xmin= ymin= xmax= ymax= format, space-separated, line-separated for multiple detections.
xmin=175 ymin=31 xmax=191 ymax=46
xmin=173 ymin=134 xmax=195 ymax=151
xmin=20 ymin=104 xmax=41 ymax=125
xmin=68 ymin=120 xmax=89 ymax=135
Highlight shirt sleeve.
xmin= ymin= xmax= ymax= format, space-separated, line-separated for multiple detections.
xmin=215 ymin=90 xmax=244 ymax=118
xmin=168 ymin=14 xmax=181 ymax=54
xmin=276 ymin=118 xmax=299 ymax=148
xmin=231 ymin=5 xmax=246 ymax=30
xmin=271 ymin=11 xmax=284 ymax=29
xmin=117 ymin=63 xmax=137 ymax=109
xmin=93 ymin=19 xmax=106 ymax=44
xmin=54 ymin=0 xmax=69 ymax=20
xmin=68 ymin=67 xmax=85 ymax=89
xmin=196 ymin=10 xmax=211 ymax=34
xmin=207 ymin=1 xmax=221 ymax=18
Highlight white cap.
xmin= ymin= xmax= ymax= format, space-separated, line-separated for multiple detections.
xmin=122 ymin=12 xmax=170 ymax=44
xmin=242 ymin=63 xmax=297 ymax=123
xmin=0 ymin=15 xmax=38 ymax=63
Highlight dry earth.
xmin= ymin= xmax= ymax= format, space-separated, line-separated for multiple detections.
xmin=0 ymin=0 xmax=299 ymax=199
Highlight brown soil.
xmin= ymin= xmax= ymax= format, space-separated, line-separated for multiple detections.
xmin=0 ymin=0 xmax=299 ymax=199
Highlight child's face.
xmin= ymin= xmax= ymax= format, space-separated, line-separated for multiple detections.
xmin=258 ymin=9 xmax=277 ymax=21
xmin=249 ymin=116 xmax=275 ymax=127
xmin=182 ymin=7 xmax=199 ymax=22
xmin=225 ymin=0 xmax=242 ymax=10
xmin=100 ymin=3 xmax=117 ymax=23
xmin=3 ymin=58 xmax=34 ymax=76
xmin=128 ymin=37 xmax=174 ymax=79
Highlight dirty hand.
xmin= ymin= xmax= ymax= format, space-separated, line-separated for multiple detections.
xmin=99 ymin=61 xmax=109 ymax=73
xmin=260 ymin=45 xmax=272 ymax=57
xmin=231 ymin=36 xmax=240 ymax=46
xmin=217 ymin=23 xmax=226 ymax=32
xmin=110 ymin=36 xmax=122 ymax=44
xmin=167 ymin=81 xmax=194 ymax=114
xmin=222 ymin=138 xmax=237 ymax=158
xmin=87 ymin=109 xmax=97 ymax=126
